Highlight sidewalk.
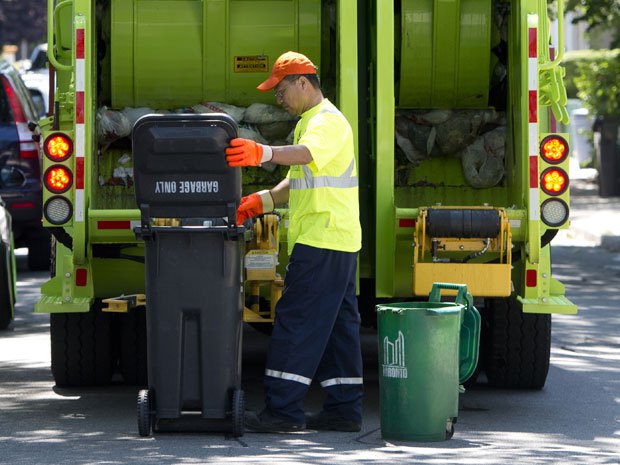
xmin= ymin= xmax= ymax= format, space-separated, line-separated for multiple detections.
xmin=554 ymin=162 xmax=620 ymax=251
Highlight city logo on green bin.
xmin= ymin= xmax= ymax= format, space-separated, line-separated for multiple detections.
xmin=382 ymin=331 xmax=408 ymax=379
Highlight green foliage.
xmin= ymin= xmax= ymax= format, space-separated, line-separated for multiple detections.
xmin=572 ymin=49 xmax=620 ymax=116
xmin=565 ymin=0 xmax=620 ymax=48
xmin=561 ymin=49 xmax=603 ymax=99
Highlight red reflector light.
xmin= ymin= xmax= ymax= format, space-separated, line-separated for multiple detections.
xmin=399 ymin=219 xmax=416 ymax=228
xmin=19 ymin=147 xmax=39 ymax=158
xmin=75 ymin=268 xmax=87 ymax=287
xmin=97 ymin=221 xmax=131 ymax=230
xmin=541 ymin=168 xmax=568 ymax=195
xmin=540 ymin=135 xmax=569 ymax=164
xmin=11 ymin=202 xmax=36 ymax=209
xmin=44 ymin=134 xmax=73 ymax=161
xmin=44 ymin=166 xmax=72 ymax=193
xmin=526 ymin=269 xmax=537 ymax=287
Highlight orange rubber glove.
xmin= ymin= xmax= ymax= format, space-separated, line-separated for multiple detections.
xmin=226 ymin=138 xmax=273 ymax=167
xmin=237 ymin=190 xmax=275 ymax=224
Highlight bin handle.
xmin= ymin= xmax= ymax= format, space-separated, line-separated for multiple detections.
xmin=428 ymin=282 xmax=473 ymax=312
xmin=428 ymin=283 xmax=481 ymax=383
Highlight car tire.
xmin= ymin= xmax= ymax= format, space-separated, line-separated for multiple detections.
xmin=0 ymin=241 xmax=15 ymax=330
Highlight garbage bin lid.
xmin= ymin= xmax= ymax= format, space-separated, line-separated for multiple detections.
xmin=376 ymin=301 xmax=462 ymax=315
xmin=132 ymin=113 xmax=240 ymax=220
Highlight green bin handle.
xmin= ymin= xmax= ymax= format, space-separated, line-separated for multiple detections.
xmin=428 ymin=283 xmax=481 ymax=384
xmin=428 ymin=282 xmax=472 ymax=310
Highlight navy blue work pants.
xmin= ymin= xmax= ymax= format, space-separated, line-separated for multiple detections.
xmin=264 ymin=243 xmax=363 ymax=424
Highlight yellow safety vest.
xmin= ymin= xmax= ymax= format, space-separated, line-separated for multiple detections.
xmin=286 ymin=99 xmax=361 ymax=255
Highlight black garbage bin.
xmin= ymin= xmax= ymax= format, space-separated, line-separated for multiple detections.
xmin=132 ymin=113 xmax=245 ymax=437
xmin=593 ymin=116 xmax=620 ymax=197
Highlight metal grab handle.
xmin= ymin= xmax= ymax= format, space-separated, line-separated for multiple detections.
xmin=47 ymin=0 xmax=73 ymax=72
xmin=539 ymin=0 xmax=565 ymax=70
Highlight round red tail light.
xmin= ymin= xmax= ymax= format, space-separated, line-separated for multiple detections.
xmin=540 ymin=135 xmax=569 ymax=164
xmin=45 ymin=166 xmax=73 ymax=193
xmin=541 ymin=167 xmax=568 ymax=195
xmin=44 ymin=133 xmax=73 ymax=161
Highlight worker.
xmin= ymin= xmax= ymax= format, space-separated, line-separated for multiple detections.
xmin=225 ymin=51 xmax=363 ymax=433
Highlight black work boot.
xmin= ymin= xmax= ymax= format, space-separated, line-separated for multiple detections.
xmin=305 ymin=410 xmax=362 ymax=432
xmin=244 ymin=409 xmax=306 ymax=433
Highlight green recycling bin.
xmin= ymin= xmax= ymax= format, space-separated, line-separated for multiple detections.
xmin=376 ymin=283 xmax=480 ymax=442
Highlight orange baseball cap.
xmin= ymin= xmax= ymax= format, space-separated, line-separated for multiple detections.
xmin=257 ymin=51 xmax=317 ymax=91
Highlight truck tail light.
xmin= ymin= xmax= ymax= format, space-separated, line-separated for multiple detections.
xmin=44 ymin=133 xmax=73 ymax=161
xmin=540 ymin=135 xmax=568 ymax=164
xmin=44 ymin=196 xmax=73 ymax=225
xmin=540 ymin=168 xmax=568 ymax=195
xmin=539 ymin=133 xmax=570 ymax=228
xmin=541 ymin=198 xmax=569 ymax=227
xmin=44 ymin=165 xmax=73 ymax=193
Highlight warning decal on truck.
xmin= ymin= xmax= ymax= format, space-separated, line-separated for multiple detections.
xmin=234 ymin=56 xmax=269 ymax=73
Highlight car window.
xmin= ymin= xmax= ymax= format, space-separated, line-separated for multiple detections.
xmin=30 ymin=47 xmax=48 ymax=71
xmin=10 ymin=73 xmax=38 ymax=122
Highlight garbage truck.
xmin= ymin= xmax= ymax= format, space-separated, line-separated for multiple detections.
xmin=35 ymin=0 xmax=359 ymax=387
xmin=362 ymin=0 xmax=576 ymax=389
xmin=36 ymin=0 xmax=575 ymax=391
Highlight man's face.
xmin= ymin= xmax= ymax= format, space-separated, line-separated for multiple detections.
xmin=274 ymin=77 xmax=302 ymax=116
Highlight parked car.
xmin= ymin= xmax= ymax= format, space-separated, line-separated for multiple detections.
xmin=0 ymin=197 xmax=16 ymax=329
xmin=0 ymin=58 xmax=50 ymax=271
xmin=19 ymin=43 xmax=49 ymax=116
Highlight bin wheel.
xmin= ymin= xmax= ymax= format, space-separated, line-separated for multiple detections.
xmin=137 ymin=389 xmax=153 ymax=437
xmin=445 ymin=418 xmax=455 ymax=440
xmin=231 ymin=389 xmax=245 ymax=437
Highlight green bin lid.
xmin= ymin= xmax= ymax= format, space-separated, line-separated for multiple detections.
xmin=376 ymin=301 xmax=462 ymax=315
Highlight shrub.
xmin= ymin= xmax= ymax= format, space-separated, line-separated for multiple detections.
xmin=561 ymin=49 xmax=600 ymax=99
xmin=572 ymin=49 xmax=620 ymax=117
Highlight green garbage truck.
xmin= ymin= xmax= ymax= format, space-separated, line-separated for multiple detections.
xmin=36 ymin=0 xmax=575 ymax=390
xmin=36 ymin=0 xmax=359 ymax=387
xmin=362 ymin=0 xmax=576 ymax=389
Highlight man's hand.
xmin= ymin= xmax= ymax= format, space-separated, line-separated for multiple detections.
xmin=226 ymin=138 xmax=273 ymax=167
xmin=237 ymin=190 xmax=275 ymax=224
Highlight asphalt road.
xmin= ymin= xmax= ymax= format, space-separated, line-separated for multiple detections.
xmin=0 ymin=244 xmax=619 ymax=465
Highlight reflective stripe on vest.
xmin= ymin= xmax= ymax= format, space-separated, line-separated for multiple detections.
xmin=265 ymin=369 xmax=312 ymax=386
xmin=320 ymin=377 xmax=364 ymax=388
xmin=289 ymin=158 xmax=358 ymax=190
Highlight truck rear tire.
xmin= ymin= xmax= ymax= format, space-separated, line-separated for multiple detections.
xmin=28 ymin=235 xmax=51 ymax=271
xmin=50 ymin=301 xmax=115 ymax=387
xmin=482 ymin=297 xmax=551 ymax=389
xmin=118 ymin=306 xmax=148 ymax=385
